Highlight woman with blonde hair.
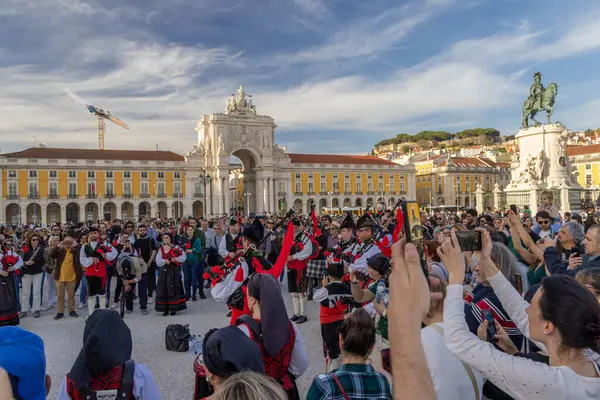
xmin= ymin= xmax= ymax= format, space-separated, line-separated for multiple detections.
xmin=213 ymin=371 xmax=286 ymax=400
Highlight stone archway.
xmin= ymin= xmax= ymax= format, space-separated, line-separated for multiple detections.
xmin=307 ymin=198 xmax=315 ymax=213
xmin=332 ymin=198 xmax=340 ymax=208
xmin=343 ymin=198 xmax=351 ymax=208
xmin=366 ymin=198 xmax=374 ymax=207
xmin=138 ymin=201 xmax=151 ymax=218
xmin=172 ymin=201 xmax=184 ymax=219
xmin=46 ymin=203 xmax=61 ymax=225
xmin=190 ymin=87 xmax=294 ymax=216
xmin=66 ymin=203 xmax=79 ymax=223
xmin=121 ymin=202 xmax=134 ymax=221
xmin=319 ymin=198 xmax=327 ymax=213
xmin=293 ymin=198 xmax=303 ymax=213
xmin=103 ymin=202 xmax=117 ymax=221
xmin=5 ymin=204 xmax=20 ymax=225
xmin=157 ymin=201 xmax=168 ymax=218
xmin=355 ymin=198 xmax=362 ymax=207
xmin=437 ymin=197 xmax=445 ymax=206
xmin=464 ymin=196 xmax=470 ymax=207
xmin=193 ymin=200 xmax=203 ymax=218
xmin=84 ymin=202 xmax=98 ymax=221
xmin=26 ymin=203 xmax=42 ymax=225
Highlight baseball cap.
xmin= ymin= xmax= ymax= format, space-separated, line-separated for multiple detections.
xmin=0 ymin=326 xmax=47 ymax=400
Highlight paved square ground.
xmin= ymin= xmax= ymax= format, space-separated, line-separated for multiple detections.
xmin=20 ymin=281 xmax=324 ymax=399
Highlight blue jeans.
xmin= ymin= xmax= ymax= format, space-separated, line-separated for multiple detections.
xmin=105 ymin=267 xmax=113 ymax=302
xmin=182 ymin=262 xmax=198 ymax=299
xmin=79 ymin=277 xmax=87 ymax=303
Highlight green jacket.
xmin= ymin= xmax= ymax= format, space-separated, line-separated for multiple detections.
xmin=183 ymin=236 xmax=203 ymax=264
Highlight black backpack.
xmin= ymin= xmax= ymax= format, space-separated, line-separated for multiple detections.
xmin=165 ymin=324 xmax=190 ymax=352
xmin=78 ymin=359 xmax=135 ymax=400
xmin=235 ymin=315 xmax=263 ymax=343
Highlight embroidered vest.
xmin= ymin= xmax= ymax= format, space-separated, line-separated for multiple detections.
xmin=246 ymin=320 xmax=296 ymax=391
xmin=65 ymin=364 xmax=135 ymax=400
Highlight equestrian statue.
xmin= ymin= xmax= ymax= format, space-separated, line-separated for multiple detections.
xmin=522 ymin=72 xmax=558 ymax=128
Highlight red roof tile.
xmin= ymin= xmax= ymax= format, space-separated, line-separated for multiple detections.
xmin=0 ymin=147 xmax=185 ymax=162
xmin=567 ymin=144 xmax=600 ymax=157
xmin=288 ymin=153 xmax=398 ymax=165
xmin=439 ymin=157 xmax=498 ymax=168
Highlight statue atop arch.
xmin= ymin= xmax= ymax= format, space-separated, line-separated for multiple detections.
xmin=225 ymin=85 xmax=257 ymax=115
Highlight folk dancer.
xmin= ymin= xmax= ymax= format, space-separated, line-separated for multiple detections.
xmin=287 ymin=218 xmax=313 ymax=324
xmin=313 ymin=262 xmax=353 ymax=372
xmin=218 ymin=218 xmax=242 ymax=262
xmin=210 ymin=217 xmax=275 ymax=325
xmin=79 ymin=228 xmax=118 ymax=316
xmin=0 ymin=240 xmax=23 ymax=326
xmin=155 ymin=232 xmax=187 ymax=316
xmin=236 ymin=273 xmax=309 ymax=400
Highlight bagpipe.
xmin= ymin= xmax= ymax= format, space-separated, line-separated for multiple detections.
xmin=203 ymin=207 xmax=299 ymax=286
xmin=84 ymin=243 xmax=115 ymax=271
xmin=1 ymin=253 xmax=20 ymax=275
xmin=355 ymin=198 xmax=404 ymax=260
xmin=290 ymin=204 xmax=321 ymax=259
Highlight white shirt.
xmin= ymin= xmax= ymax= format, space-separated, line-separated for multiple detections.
xmin=79 ymin=241 xmax=118 ymax=268
xmin=421 ymin=323 xmax=483 ymax=400
xmin=348 ymin=240 xmax=381 ymax=274
xmin=218 ymin=233 xmax=237 ymax=258
xmin=443 ymin=272 xmax=600 ymax=400
xmin=155 ymin=245 xmax=186 ymax=266
xmin=237 ymin=322 xmax=309 ymax=378
xmin=57 ymin=363 xmax=160 ymax=400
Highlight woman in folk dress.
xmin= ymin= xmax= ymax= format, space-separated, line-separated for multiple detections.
xmin=155 ymin=233 xmax=187 ymax=316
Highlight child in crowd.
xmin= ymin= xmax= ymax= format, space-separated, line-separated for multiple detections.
xmin=313 ymin=263 xmax=353 ymax=372
xmin=537 ymin=190 xmax=562 ymax=232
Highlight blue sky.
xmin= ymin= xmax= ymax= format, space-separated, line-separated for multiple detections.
xmin=1 ymin=0 xmax=600 ymax=155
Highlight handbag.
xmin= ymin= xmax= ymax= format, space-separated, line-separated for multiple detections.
xmin=165 ymin=324 xmax=191 ymax=352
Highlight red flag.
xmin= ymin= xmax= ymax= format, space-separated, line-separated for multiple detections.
xmin=266 ymin=221 xmax=295 ymax=279
xmin=392 ymin=208 xmax=404 ymax=243
xmin=311 ymin=208 xmax=321 ymax=238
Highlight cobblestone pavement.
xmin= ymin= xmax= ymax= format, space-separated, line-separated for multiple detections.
xmin=20 ymin=280 xmax=324 ymax=399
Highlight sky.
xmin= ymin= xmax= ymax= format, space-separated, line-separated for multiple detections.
xmin=2 ymin=0 xmax=600 ymax=155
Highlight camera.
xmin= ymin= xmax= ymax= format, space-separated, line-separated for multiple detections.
xmin=455 ymin=231 xmax=482 ymax=252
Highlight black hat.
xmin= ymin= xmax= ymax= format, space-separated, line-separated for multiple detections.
xmin=243 ymin=217 xmax=264 ymax=244
xmin=367 ymin=253 xmax=390 ymax=275
xmin=292 ymin=217 xmax=303 ymax=226
xmin=88 ymin=226 xmax=98 ymax=232
xmin=356 ymin=213 xmax=376 ymax=230
xmin=340 ymin=212 xmax=355 ymax=230
xmin=326 ymin=262 xmax=345 ymax=278
xmin=229 ymin=217 xmax=238 ymax=226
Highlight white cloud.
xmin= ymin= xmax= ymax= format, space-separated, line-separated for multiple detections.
xmin=291 ymin=0 xmax=330 ymax=17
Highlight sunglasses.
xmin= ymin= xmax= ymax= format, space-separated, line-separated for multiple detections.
xmin=538 ymin=220 xmax=550 ymax=225
xmin=31 ymin=238 xmax=39 ymax=242
xmin=436 ymin=218 xmax=444 ymax=221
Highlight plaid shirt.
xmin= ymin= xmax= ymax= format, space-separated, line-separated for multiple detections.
xmin=306 ymin=364 xmax=392 ymax=400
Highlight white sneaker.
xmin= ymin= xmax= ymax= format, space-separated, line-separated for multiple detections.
xmin=110 ymin=303 xmax=119 ymax=309
xmin=78 ymin=302 xmax=85 ymax=309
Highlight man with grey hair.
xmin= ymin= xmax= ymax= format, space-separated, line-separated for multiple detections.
xmin=544 ymin=223 xmax=600 ymax=276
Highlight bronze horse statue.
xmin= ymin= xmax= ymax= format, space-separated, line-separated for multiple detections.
xmin=522 ymin=82 xmax=558 ymax=128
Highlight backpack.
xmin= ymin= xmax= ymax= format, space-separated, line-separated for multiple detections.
xmin=165 ymin=324 xmax=190 ymax=352
xmin=77 ymin=359 xmax=135 ymax=400
xmin=235 ymin=314 xmax=263 ymax=342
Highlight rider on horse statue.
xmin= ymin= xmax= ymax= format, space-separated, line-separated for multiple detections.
xmin=522 ymin=72 xmax=558 ymax=129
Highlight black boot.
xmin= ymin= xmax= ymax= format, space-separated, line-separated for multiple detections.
xmin=199 ymin=288 xmax=206 ymax=300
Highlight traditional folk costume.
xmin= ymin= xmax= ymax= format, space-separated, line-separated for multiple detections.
xmin=287 ymin=219 xmax=313 ymax=324
xmin=0 ymin=250 xmax=23 ymax=326
xmin=313 ymin=263 xmax=353 ymax=372
xmin=210 ymin=218 xmax=288 ymax=325
xmin=195 ymin=326 xmax=264 ymax=400
xmin=155 ymin=237 xmax=187 ymax=315
xmin=59 ymin=309 xmax=160 ymax=400
xmin=236 ymin=273 xmax=309 ymax=400
xmin=217 ymin=218 xmax=242 ymax=262
xmin=79 ymin=233 xmax=118 ymax=316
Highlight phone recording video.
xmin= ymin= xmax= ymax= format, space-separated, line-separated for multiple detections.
xmin=482 ymin=309 xmax=497 ymax=342
xmin=401 ymin=201 xmax=428 ymax=280
xmin=455 ymin=230 xmax=482 ymax=252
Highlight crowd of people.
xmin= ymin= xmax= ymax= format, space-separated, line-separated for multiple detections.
xmin=1 ymin=190 xmax=600 ymax=399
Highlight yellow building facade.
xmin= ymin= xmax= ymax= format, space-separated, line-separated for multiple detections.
xmin=414 ymin=155 xmax=510 ymax=210
xmin=0 ymin=148 xmax=188 ymax=224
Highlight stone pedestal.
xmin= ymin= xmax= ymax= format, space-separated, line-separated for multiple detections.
xmin=505 ymin=123 xmax=581 ymax=211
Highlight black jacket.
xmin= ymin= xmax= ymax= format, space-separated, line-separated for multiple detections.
xmin=22 ymin=245 xmax=46 ymax=275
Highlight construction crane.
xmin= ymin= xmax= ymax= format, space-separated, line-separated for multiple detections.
xmin=86 ymin=105 xmax=129 ymax=150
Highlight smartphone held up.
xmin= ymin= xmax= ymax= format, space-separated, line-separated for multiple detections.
xmin=401 ymin=200 xmax=428 ymax=280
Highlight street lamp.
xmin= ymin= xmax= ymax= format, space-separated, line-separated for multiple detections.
xmin=327 ymin=191 xmax=332 ymax=214
xmin=244 ymin=191 xmax=252 ymax=216
xmin=200 ymin=172 xmax=211 ymax=218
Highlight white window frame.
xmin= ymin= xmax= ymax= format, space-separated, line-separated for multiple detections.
xmin=141 ymin=182 xmax=149 ymax=195
xmin=8 ymin=170 xmax=16 ymax=178
xmin=141 ymin=171 xmax=148 ymax=179
xmin=68 ymin=182 xmax=77 ymax=196
xmin=49 ymin=170 xmax=58 ymax=179
xmin=123 ymin=182 xmax=132 ymax=195
xmin=68 ymin=170 xmax=77 ymax=179
xmin=158 ymin=171 xmax=165 ymax=179
xmin=49 ymin=182 xmax=58 ymax=196
xmin=320 ymin=181 xmax=326 ymax=192
xmin=29 ymin=170 xmax=37 ymax=178
xmin=295 ymin=182 xmax=302 ymax=193
xmin=105 ymin=182 xmax=114 ymax=195
xmin=106 ymin=171 xmax=114 ymax=179
xmin=174 ymin=172 xmax=181 ymax=179
xmin=87 ymin=171 xmax=95 ymax=179
xmin=123 ymin=171 xmax=131 ymax=179
xmin=8 ymin=182 xmax=18 ymax=196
